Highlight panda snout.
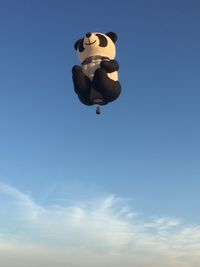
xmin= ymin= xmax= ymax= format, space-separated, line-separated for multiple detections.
xmin=86 ymin=32 xmax=92 ymax=38
xmin=84 ymin=32 xmax=97 ymax=46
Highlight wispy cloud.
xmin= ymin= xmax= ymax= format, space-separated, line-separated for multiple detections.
xmin=0 ymin=182 xmax=200 ymax=267
xmin=0 ymin=182 xmax=43 ymax=220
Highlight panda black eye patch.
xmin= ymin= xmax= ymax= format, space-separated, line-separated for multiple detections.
xmin=95 ymin=34 xmax=108 ymax=47
xmin=78 ymin=39 xmax=85 ymax=52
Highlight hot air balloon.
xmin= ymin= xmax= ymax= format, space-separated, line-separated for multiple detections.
xmin=72 ymin=32 xmax=121 ymax=114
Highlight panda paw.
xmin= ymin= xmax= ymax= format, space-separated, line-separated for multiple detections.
xmin=100 ymin=60 xmax=119 ymax=72
xmin=100 ymin=60 xmax=110 ymax=70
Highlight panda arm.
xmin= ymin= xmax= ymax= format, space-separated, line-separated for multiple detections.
xmin=100 ymin=60 xmax=119 ymax=73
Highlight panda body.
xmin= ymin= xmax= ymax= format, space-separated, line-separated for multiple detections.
xmin=72 ymin=32 xmax=121 ymax=105
xmin=82 ymin=56 xmax=118 ymax=82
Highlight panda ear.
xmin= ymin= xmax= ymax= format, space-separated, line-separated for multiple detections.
xmin=106 ymin=32 xmax=118 ymax=43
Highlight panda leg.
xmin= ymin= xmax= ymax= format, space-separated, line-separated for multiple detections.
xmin=93 ymin=68 xmax=121 ymax=103
xmin=72 ymin=65 xmax=92 ymax=105
xmin=72 ymin=65 xmax=91 ymax=94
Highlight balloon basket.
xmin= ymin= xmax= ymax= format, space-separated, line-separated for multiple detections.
xmin=96 ymin=106 xmax=101 ymax=115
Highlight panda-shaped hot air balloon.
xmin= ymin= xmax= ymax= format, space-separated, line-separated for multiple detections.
xmin=72 ymin=32 xmax=121 ymax=112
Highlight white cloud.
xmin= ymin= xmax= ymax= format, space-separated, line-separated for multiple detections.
xmin=0 ymin=182 xmax=200 ymax=267
xmin=0 ymin=182 xmax=43 ymax=220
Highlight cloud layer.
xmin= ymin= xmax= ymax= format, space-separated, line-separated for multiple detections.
xmin=0 ymin=182 xmax=200 ymax=267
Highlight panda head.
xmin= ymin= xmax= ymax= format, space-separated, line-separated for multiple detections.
xmin=74 ymin=32 xmax=118 ymax=63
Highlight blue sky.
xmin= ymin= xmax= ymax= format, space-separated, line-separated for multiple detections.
xmin=0 ymin=0 xmax=200 ymax=266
